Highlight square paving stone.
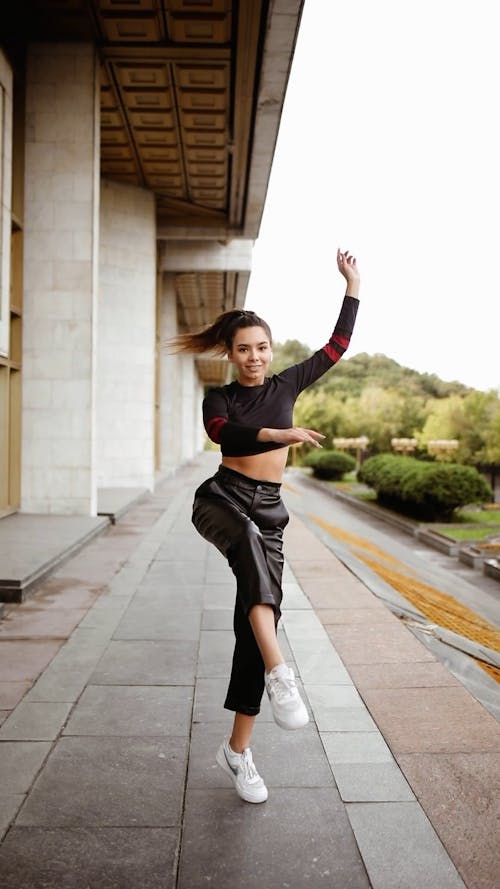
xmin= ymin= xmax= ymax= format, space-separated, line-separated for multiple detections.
xmin=287 ymin=639 xmax=351 ymax=684
xmin=326 ymin=623 xmax=435 ymax=665
xmin=304 ymin=684 xmax=376 ymax=733
xmin=298 ymin=583 xmax=378 ymax=610
xmin=134 ymin=584 xmax=204 ymax=609
xmin=0 ymin=608 xmax=88 ymax=639
xmin=0 ymin=681 xmax=31 ymax=709
xmin=203 ymin=584 xmax=236 ymax=609
xmin=0 ymin=741 xmax=51 ymax=793
xmin=361 ymin=686 xmax=500 ymax=753
xmin=155 ymin=539 xmax=206 ymax=561
xmin=17 ymin=735 xmax=188 ymax=827
xmin=282 ymin=609 xmax=331 ymax=641
xmin=63 ymin=685 xmax=193 ymax=737
xmin=178 ymin=788 xmax=371 ymax=889
xmin=113 ymin=606 xmax=202 ymax=641
xmin=197 ymin=630 xmax=235 ymax=678
xmin=144 ymin=561 xmax=206 ymax=586
xmin=90 ymin=640 xmax=198 ymax=685
xmin=0 ymin=794 xmax=25 ymax=840
xmin=25 ymin=667 xmax=96 ymax=704
xmin=321 ymin=606 xmax=397 ymax=625
xmin=201 ymin=609 xmax=234 ymax=630
xmin=0 ymin=826 xmax=179 ymax=889
xmin=346 ymin=802 xmax=467 ymax=889
xmin=0 ymin=702 xmax=73 ymax=741
xmin=187 ymin=721 xmax=334 ymax=790
xmin=77 ymin=600 xmax=129 ymax=631
xmin=0 ymin=640 xmax=63 ymax=682
xmin=314 ymin=707 xmax=379 ymax=733
xmin=192 ymin=677 xmax=234 ymax=724
xmin=281 ymin=581 xmax=311 ymax=609
xmin=348 ymin=661 xmax=460 ymax=689
xmin=396 ymin=752 xmax=500 ymax=889
xmin=321 ymin=731 xmax=393 ymax=764
xmin=332 ymin=762 xmax=414 ymax=802
xmin=305 ymin=683 xmax=364 ymax=711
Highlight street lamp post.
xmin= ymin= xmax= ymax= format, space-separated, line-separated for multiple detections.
xmin=426 ymin=439 xmax=459 ymax=461
xmin=391 ymin=438 xmax=418 ymax=455
xmin=333 ymin=436 xmax=370 ymax=470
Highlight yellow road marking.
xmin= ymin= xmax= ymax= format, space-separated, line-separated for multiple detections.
xmin=309 ymin=515 xmax=411 ymax=571
xmin=309 ymin=513 xmax=500 ymax=681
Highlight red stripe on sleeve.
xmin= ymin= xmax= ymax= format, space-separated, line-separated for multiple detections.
xmin=323 ymin=343 xmax=342 ymax=363
xmin=323 ymin=334 xmax=351 ymax=364
xmin=332 ymin=334 xmax=350 ymax=349
xmin=206 ymin=416 xmax=227 ymax=443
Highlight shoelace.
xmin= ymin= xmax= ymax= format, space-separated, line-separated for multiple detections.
xmin=240 ymin=749 xmax=259 ymax=783
xmin=268 ymin=669 xmax=296 ymax=702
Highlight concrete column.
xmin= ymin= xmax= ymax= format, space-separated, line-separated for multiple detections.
xmin=96 ymin=179 xmax=156 ymax=490
xmin=158 ymin=273 xmax=204 ymax=476
xmin=21 ymin=44 xmax=99 ymax=515
xmin=0 ymin=50 xmax=13 ymax=357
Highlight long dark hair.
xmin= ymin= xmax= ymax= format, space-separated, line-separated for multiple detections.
xmin=165 ymin=309 xmax=272 ymax=356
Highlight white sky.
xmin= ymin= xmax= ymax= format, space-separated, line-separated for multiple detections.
xmin=245 ymin=0 xmax=499 ymax=393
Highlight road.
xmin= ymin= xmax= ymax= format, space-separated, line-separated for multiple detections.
xmin=282 ymin=468 xmax=500 ymax=720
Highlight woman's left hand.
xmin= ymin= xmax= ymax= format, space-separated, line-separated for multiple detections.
xmin=337 ymin=249 xmax=360 ymax=297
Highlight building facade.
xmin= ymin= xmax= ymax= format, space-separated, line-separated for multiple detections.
xmin=0 ymin=0 xmax=303 ymax=518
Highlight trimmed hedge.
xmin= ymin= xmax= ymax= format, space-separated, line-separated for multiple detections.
xmin=358 ymin=454 xmax=492 ymax=521
xmin=303 ymin=448 xmax=356 ymax=480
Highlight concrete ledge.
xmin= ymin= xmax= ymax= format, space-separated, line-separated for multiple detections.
xmin=484 ymin=558 xmax=500 ymax=581
xmin=414 ymin=528 xmax=459 ymax=556
xmin=97 ymin=488 xmax=148 ymax=524
xmin=298 ymin=471 xmax=500 ymax=584
xmin=299 ymin=474 xmax=418 ymax=535
xmin=0 ymin=515 xmax=110 ymax=604
xmin=458 ymin=546 xmax=486 ymax=569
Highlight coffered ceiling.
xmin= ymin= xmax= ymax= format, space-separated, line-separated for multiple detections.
xmin=3 ymin=0 xmax=303 ymax=379
xmin=7 ymin=0 xmax=268 ymax=236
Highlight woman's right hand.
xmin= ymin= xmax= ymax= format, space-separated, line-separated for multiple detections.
xmin=258 ymin=427 xmax=325 ymax=448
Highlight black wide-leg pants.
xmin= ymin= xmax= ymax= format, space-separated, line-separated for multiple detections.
xmin=192 ymin=464 xmax=289 ymax=716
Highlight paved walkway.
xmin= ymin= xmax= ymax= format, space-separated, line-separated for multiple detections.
xmin=0 ymin=454 xmax=499 ymax=888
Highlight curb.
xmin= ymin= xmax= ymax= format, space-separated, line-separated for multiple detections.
xmin=299 ymin=472 xmax=500 ymax=583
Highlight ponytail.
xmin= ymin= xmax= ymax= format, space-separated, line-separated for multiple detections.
xmin=164 ymin=309 xmax=272 ymax=356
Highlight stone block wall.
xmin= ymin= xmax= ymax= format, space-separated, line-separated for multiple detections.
xmin=96 ymin=179 xmax=156 ymax=489
xmin=21 ymin=44 xmax=99 ymax=514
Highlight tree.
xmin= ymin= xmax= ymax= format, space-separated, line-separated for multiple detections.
xmin=271 ymin=340 xmax=311 ymax=374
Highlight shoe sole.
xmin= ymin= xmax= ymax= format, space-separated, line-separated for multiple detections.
xmin=272 ymin=709 xmax=310 ymax=731
xmin=215 ymin=747 xmax=268 ymax=804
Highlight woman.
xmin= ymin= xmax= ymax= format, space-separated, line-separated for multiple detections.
xmin=173 ymin=249 xmax=360 ymax=803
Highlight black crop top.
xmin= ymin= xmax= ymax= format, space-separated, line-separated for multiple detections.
xmin=203 ymin=295 xmax=359 ymax=457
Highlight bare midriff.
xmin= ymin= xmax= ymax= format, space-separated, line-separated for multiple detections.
xmin=222 ymin=447 xmax=289 ymax=484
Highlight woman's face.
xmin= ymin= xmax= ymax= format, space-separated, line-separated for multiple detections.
xmin=228 ymin=325 xmax=273 ymax=386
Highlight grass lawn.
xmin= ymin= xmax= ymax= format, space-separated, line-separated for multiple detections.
xmin=454 ymin=508 xmax=500 ymax=524
xmin=433 ymin=526 xmax=500 ymax=542
xmin=322 ymin=472 xmax=500 ymax=540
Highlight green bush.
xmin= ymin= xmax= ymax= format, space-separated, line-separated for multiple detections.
xmin=303 ymin=448 xmax=356 ymax=480
xmin=358 ymin=454 xmax=492 ymax=521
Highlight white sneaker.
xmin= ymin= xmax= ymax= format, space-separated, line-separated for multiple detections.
xmin=265 ymin=663 xmax=309 ymax=730
xmin=216 ymin=739 xmax=268 ymax=804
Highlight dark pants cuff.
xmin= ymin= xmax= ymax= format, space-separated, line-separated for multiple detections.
xmin=224 ymin=699 xmax=261 ymax=717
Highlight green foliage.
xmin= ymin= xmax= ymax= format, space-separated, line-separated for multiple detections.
xmin=271 ymin=340 xmax=312 ymax=374
xmin=358 ymin=454 xmax=492 ymax=521
xmin=319 ymin=352 xmax=471 ymax=400
xmin=267 ymin=340 xmax=500 ymax=469
xmin=302 ymin=448 xmax=356 ymax=480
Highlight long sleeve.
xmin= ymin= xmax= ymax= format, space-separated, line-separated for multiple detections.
xmin=203 ymin=387 xmax=261 ymax=450
xmin=279 ymin=294 xmax=359 ymax=394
